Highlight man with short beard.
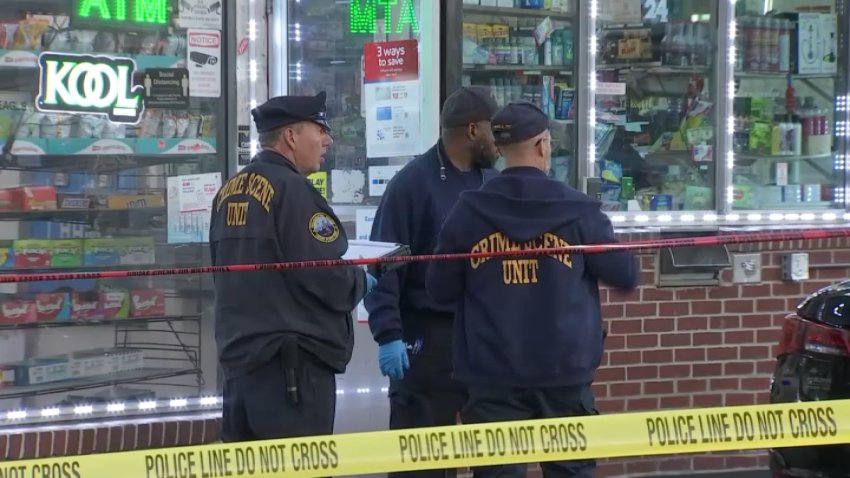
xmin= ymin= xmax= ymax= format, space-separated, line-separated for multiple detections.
xmin=365 ymin=86 xmax=500 ymax=478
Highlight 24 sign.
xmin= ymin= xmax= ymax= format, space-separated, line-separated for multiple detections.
xmin=36 ymin=52 xmax=145 ymax=124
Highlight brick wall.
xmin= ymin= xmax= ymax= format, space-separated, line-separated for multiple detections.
xmin=0 ymin=414 xmax=220 ymax=460
xmin=588 ymin=234 xmax=850 ymax=477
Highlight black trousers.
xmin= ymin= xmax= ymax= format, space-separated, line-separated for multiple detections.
xmin=221 ymin=349 xmax=336 ymax=442
xmin=389 ymin=310 xmax=467 ymax=478
xmin=461 ymin=383 xmax=598 ymax=478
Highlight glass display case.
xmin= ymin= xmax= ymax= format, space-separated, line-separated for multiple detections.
xmin=730 ymin=0 xmax=847 ymax=212
xmin=450 ymin=0 xmax=578 ymax=185
xmin=590 ymin=0 xmax=720 ymax=214
xmin=284 ymin=0 xmax=439 ymax=233
xmin=0 ymin=0 xmax=239 ymax=426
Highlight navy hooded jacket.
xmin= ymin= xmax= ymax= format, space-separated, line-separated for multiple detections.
xmin=365 ymin=141 xmax=497 ymax=345
xmin=426 ymin=166 xmax=639 ymax=387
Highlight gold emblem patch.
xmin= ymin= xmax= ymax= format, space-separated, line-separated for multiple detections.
xmin=309 ymin=212 xmax=340 ymax=243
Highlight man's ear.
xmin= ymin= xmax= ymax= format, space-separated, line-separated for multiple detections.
xmin=466 ymin=123 xmax=477 ymax=141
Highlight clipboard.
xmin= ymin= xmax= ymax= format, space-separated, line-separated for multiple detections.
xmin=343 ymin=240 xmax=411 ymax=278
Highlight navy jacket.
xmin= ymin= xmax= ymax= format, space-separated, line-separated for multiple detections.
xmin=365 ymin=141 xmax=497 ymax=344
xmin=210 ymin=150 xmax=365 ymax=378
xmin=426 ymin=167 xmax=639 ymax=387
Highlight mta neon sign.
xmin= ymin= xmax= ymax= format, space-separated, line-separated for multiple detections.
xmin=350 ymin=0 xmax=419 ymax=34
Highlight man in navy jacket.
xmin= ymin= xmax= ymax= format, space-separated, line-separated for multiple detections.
xmin=426 ymin=103 xmax=639 ymax=478
xmin=365 ymin=86 xmax=499 ymax=478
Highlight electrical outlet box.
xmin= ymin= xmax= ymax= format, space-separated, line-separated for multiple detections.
xmin=732 ymin=253 xmax=762 ymax=283
xmin=781 ymin=253 xmax=810 ymax=282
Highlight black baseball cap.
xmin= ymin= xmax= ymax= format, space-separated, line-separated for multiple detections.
xmin=251 ymin=91 xmax=331 ymax=133
xmin=440 ymin=86 xmax=499 ymax=128
xmin=491 ymin=102 xmax=550 ymax=145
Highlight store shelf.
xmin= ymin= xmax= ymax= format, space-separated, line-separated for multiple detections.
xmin=0 ymin=367 xmax=200 ymax=400
xmin=736 ymin=153 xmax=834 ymax=161
xmin=736 ymin=71 xmax=838 ymax=80
xmin=597 ymin=62 xmax=710 ymax=75
xmin=0 ymin=315 xmax=200 ymax=331
xmin=0 ymin=207 xmax=166 ymax=223
xmin=463 ymin=5 xmax=573 ymax=21
xmin=463 ymin=64 xmax=574 ymax=74
xmin=1 ymin=150 xmax=215 ymax=174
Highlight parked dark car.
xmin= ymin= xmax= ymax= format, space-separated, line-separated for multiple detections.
xmin=769 ymin=280 xmax=850 ymax=478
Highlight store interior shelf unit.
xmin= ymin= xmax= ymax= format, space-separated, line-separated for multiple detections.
xmin=0 ymin=368 xmax=202 ymax=400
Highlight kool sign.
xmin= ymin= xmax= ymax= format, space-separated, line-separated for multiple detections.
xmin=36 ymin=52 xmax=145 ymax=124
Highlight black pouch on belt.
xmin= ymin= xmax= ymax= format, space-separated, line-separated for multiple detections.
xmin=280 ymin=335 xmax=300 ymax=405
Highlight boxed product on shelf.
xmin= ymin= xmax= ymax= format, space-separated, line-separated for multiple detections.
xmin=56 ymin=193 xmax=93 ymax=210
xmin=0 ymin=241 xmax=12 ymax=268
xmin=820 ymin=14 xmax=838 ymax=75
xmin=119 ymin=237 xmax=156 ymax=265
xmin=35 ymin=292 xmax=71 ymax=322
xmin=51 ymin=239 xmax=83 ymax=267
xmin=15 ymin=186 xmax=57 ymax=211
xmin=100 ymin=290 xmax=130 ymax=319
xmin=0 ymin=365 xmax=15 ymax=388
xmin=0 ymin=188 xmax=15 ymax=211
xmin=0 ymin=298 xmax=37 ymax=324
xmin=83 ymin=238 xmax=122 ymax=266
xmin=71 ymin=292 xmax=102 ymax=320
xmin=778 ymin=12 xmax=823 ymax=75
xmin=13 ymin=239 xmax=53 ymax=268
xmin=13 ymin=357 xmax=70 ymax=386
xmin=106 ymin=193 xmax=166 ymax=209
xmin=131 ymin=288 xmax=165 ymax=318
xmin=68 ymin=348 xmax=144 ymax=378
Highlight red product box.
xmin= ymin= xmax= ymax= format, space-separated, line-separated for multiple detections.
xmin=35 ymin=293 xmax=71 ymax=322
xmin=0 ymin=364 xmax=15 ymax=388
xmin=100 ymin=290 xmax=129 ymax=319
xmin=0 ymin=189 xmax=16 ymax=211
xmin=15 ymin=186 xmax=57 ymax=211
xmin=130 ymin=289 xmax=165 ymax=317
xmin=71 ymin=292 xmax=102 ymax=320
xmin=0 ymin=299 xmax=36 ymax=324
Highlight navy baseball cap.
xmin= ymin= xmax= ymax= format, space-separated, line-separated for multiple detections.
xmin=491 ymin=102 xmax=550 ymax=145
xmin=440 ymin=86 xmax=499 ymax=128
xmin=251 ymin=91 xmax=331 ymax=133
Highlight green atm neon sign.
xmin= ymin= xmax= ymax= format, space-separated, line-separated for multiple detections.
xmin=74 ymin=0 xmax=169 ymax=26
xmin=350 ymin=0 xmax=419 ymax=34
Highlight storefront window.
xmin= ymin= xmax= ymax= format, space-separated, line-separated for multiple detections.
xmin=456 ymin=1 xmax=577 ymax=185
xmin=0 ymin=0 xmax=228 ymax=421
xmin=731 ymin=0 xmax=846 ymax=211
xmin=286 ymin=0 xmax=433 ymax=236
xmin=593 ymin=0 xmax=718 ymax=212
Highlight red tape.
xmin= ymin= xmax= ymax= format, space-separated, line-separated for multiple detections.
xmin=1 ymin=227 xmax=849 ymax=284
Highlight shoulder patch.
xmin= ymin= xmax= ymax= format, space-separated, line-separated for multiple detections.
xmin=309 ymin=212 xmax=340 ymax=243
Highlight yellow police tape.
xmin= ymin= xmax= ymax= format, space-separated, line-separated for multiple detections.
xmin=2 ymin=400 xmax=849 ymax=478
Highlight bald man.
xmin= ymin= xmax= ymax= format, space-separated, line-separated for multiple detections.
xmin=425 ymin=103 xmax=639 ymax=478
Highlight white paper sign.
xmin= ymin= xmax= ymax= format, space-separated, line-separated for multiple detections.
xmin=355 ymin=208 xmax=377 ymax=240
xmin=187 ymin=29 xmax=222 ymax=98
xmin=368 ymin=165 xmax=404 ymax=196
xmin=177 ymin=0 xmax=223 ymax=29
xmin=365 ymin=81 xmax=421 ymax=158
xmin=167 ymin=172 xmax=221 ymax=243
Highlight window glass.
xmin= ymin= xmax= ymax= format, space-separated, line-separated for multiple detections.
xmin=731 ymin=0 xmax=846 ymax=210
xmin=0 ymin=0 xmax=226 ymax=420
xmin=459 ymin=0 xmax=578 ymax=185
xmin=594 ymin=0 xmax=718 ymax=212
xmin=287 ymin=0 xmax=425 ymax=231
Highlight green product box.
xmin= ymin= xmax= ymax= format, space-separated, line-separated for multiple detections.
xmin=83 ymin=238 xmax=122 ymax=267
xmin=120 ymin=237 xmax=156 ymax=265
xmin=50 ymin=239 xmax=83 ymax=268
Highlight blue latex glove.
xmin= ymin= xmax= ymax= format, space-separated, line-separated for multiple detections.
xmin=378 ymin=340 xmax=409 ymax=380
xmin=365 ymin=272 xmax=378 ymax=294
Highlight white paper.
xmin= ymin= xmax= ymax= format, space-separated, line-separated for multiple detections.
xmin=365 ymin=80 xmax=421 ymax=158
xmin=330 ymin=169 xmax=366 ymax=204
xmin=167 ymin=172 xmax=221 ymax=243
xmin=355 ymin=208 xmax=377 ymax=240
xmin=368 ymin=165 xmax=404 ymax=197
xmin=186 ymin=29 xmax=222 ymax=98
xmin=177 ymin=0 xmax=223 ymax=29
xmin=597 ymin=82 xmax=626 ymax=96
